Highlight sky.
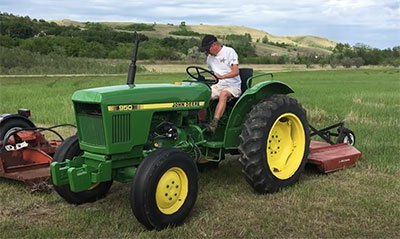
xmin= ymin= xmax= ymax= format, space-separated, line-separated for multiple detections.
xmin=1 ymin=0 xmax=399 ymax=49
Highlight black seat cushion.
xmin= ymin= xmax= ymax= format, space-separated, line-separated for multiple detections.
xmin=226 ymin=68 xmax=253 ymax=107
xmin=239 ymin=68 xmax=253 ymax=93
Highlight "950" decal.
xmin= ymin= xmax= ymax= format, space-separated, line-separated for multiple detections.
xmin=108 ymin=101 xmax=205 ymax=111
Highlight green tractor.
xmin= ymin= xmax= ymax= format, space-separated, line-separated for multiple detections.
xmin=51 ymin=33 xmax=310 ymax=229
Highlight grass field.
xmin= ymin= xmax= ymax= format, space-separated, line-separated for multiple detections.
xmin=0 ymin=68 xmax=399 ymax=238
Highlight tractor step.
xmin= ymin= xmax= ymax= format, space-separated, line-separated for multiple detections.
xmin=308 ymin=141 xmax=362 ymax=173
xmin=204 ymin=141 xmax=224 ymax=148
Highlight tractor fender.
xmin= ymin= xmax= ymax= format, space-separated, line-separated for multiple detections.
xmin=224 ymin=81 xmax=294 ymax=148
xmin=0 ymin=113 xmax=36 ymax=128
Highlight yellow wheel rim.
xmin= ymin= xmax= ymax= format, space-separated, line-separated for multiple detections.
xmin=266 ymin=113 xmax=306 ymax=180
xmin=156 ymin=167 xmax=188 ymax=215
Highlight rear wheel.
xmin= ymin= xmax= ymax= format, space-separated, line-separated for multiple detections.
xmin=52 ymin=135 xmax=113 ymax=204
xmin=130 ymin=148 xmax=198 ymax=230
xmin=238 ymin=95 xmax=310 ymax=193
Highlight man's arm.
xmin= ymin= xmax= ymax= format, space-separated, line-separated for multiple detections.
xmin=215 ymin=64 xmax=239 ymax=79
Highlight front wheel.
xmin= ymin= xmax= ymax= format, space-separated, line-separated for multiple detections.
xmin=238 ymin=95 xmax=310 ymax=193
xmin=130 ymin=148 xmax=198 ymax=230
xmin=52 ymin=135 xmax=113 ymax=204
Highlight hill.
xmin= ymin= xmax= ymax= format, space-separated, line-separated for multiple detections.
xmin=4 ymin=12 xmax=396 ymax=72
xmin=55 ymin=19 xmax=336 ymax=56
xmin=189 ymin=24 xmax=336 ymax=49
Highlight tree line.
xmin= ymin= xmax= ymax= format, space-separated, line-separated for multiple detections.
xmin=1 ymin=12 xmax=399 ymax=71
xmin=0 ymin=12 xmax=200 ymax=60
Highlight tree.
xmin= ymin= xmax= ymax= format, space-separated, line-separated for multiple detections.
xmin=262 ymin=35 xmax=269 ymax=44
xmin=19 ymin=37 xmax=53 ymax=54
xmin=186 ymin=46 xmax=204 ymax=63
xmin=80 ymin=42 xmax=107 ymax=58
xmin=341 ymin=57 xmax=353 ymax=68
xmin=225 ymin=34 xmax=256 ymax=57
xmin=329 ymin=57 xmax=340 ymax=68
xmin=0 ymin=35 xmax=18 ymax=47
xmin=353 ymin=57 xmax=364 ymax=68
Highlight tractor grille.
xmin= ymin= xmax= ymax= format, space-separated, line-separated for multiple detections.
xmin=75 ymin=103 xmax=106 ymax=146
xmin=112 ymin=114 xmax=131 ymax=143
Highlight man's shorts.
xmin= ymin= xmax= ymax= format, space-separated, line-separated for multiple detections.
xmin=211 ymin=84 xmax=241 ymax=100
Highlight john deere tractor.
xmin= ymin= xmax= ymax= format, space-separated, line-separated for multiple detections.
xmin=51 ymin=33 xmax=310 ymax=229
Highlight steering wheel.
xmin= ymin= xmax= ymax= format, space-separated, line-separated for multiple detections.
xmin=185 ymin=66 xmax=219 ymax=85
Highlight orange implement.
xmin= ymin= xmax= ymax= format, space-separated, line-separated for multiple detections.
xmin=0 ymin=131 xmax=61 ymax=189
xmin=308 ymin=141 xmax=362 ymax=173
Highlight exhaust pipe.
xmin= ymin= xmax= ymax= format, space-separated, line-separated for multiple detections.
xmin=127 ymin=32 xmax=140 ymax=85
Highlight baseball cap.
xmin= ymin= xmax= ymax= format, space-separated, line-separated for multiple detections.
xmin=200 ymin=34 xmax=217 ymax=52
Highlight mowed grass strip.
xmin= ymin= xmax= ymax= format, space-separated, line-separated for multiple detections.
xmin=0 ymin=68 xmax=399 ymax=238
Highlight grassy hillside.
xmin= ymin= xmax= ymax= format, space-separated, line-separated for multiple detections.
xmin=190 ymin=24 xmax=336 ymax=49
xmin=54 ymin=19 xmax=336 ymax=56
xmin=287 ymin=35 xmax=337 ymax=49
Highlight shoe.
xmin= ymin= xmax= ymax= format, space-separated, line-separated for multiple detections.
xmin=205 ymin=119 xmax=218 ymax=134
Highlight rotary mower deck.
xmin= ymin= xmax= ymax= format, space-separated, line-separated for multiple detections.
xmin=308 ymin=122 xmax=361 ymax=173
xmin=0 ymin=131 xmax=59 ymax=189
xmin=0 ymin=111 xmax=74 ymax=190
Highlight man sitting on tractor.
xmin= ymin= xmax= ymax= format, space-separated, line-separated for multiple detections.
xmin=199 ymin=34 xmax=241 ymax=133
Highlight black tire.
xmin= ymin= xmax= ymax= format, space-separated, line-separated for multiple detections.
xmin=238 ymin=95 xmax=310 ymax=193
xmin=130 ymin=148 xmax=198 ymax=230
xmin=52 ymin=135 xmax=113 ymax=205
xmin=336 ymin=128 xmax=356 ymax=146
xmin=0 ymin=118 xmax=33 ymax=140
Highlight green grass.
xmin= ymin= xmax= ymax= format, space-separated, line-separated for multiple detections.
xmin=273 ymin=69 xmax=400 ymax=171
xmin=0 ymin=68 xmax=399 ymax=238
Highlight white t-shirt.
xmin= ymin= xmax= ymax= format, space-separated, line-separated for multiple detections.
xmin=207 ymin=46 xmax=241 ymax=89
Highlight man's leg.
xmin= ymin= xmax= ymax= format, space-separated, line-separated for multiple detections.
xmin=214 ymin=90 xmax=232 ymax=119
xmin=206 ymin=90 xmax=232 ymax=133
xmin=199 ymin=85 xmax=219 ymax=123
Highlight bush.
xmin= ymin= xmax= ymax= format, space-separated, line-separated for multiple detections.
xmin=262 ymin=35 xmax=269 ymax=44
xmin=353 ymin=57 xmax=364 ymax=68
xmin=118 ymin=23 xmax=155 ymax=31
xmin=224 ymin=34 xmax=256 ymax=58
xmin=0 ymin=46 xmax=35 ymax=69
xmin=161 ymin=37 xmax=200 ymax=55
xmin=0 ymin=46 xmax=145 ymax=75
xmin=330 ymin=57 xmax=340 ymax=68
xmin=108 ymin=43 xmax=133 ymax=59
xmin=80 ymin=42 xmax=108 ymax=58
xmin=0 ymin=35 xmax=19 ymax=47
xmin=242 ymin=55 xmax=289 ymax=64
xmin=169 ymin=29 xmax=200 ymax=36
xmin=341 ymin=57 xmax=353 ymax=68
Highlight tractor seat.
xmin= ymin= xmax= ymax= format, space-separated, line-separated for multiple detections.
xmin=227 ymin=68 xmax=253 ymax=107
xmin=238 ymin=68 xmax=254 ymax=93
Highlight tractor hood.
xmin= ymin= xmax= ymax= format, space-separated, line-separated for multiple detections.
xmin=72 ymin=82 xmax=211 ymax=106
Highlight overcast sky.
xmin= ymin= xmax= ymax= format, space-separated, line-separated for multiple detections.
xmin=1 ymin=0 xmax=399 ymax=49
